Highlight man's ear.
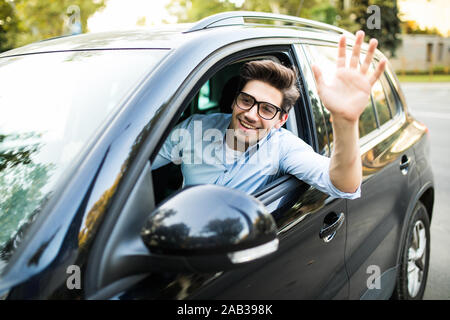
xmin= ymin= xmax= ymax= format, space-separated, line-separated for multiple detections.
xmin=274 ymin=112 xmax=289 ymax=129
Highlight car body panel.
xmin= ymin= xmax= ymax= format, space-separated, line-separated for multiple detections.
xmin=346 ymin=118 xmax=423 ymax=299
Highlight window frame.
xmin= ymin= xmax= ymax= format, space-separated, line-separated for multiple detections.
xmin=296 ymin=41 xmax=408 ymax=156
xmin=299 ymin=42 xmax=380 ymax=144
xmin=149 ymin=43 xmax=314 ymax=209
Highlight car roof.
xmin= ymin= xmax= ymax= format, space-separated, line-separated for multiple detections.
xmin=0 ymin=24 xmax=193 ymax=57
xmin=0 ymin=11 xmax=363 ymax=58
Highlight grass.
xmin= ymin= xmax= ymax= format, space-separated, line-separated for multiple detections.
xmin=397 ymin=74 xmax=450 ymax=82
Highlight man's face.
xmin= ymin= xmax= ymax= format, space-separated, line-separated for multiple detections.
xmin=229 ymin=80 xmax=288 ymax=150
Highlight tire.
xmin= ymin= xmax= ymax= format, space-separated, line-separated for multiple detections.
xmin=392 ymin=201 xmax=431 ymax=300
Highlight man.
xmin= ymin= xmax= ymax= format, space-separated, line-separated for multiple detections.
xmin=153 ymin=31 xmax=386 ymax=199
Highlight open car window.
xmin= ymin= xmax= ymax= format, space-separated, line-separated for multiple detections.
xmin=151 ymin=51 xmax=305 ymax=206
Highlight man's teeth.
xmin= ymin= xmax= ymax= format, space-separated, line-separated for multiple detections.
xmin=240 ymin=120 xmax=257 ymax=129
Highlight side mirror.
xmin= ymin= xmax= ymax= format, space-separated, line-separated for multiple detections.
xmin=141 ymin=185 xmax=278 ymax=273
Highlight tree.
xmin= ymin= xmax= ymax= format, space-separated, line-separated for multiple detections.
xmin=336 ymin=0 xmax=402 ymax=57
xmin=166 ymin=0 xmax=401 ymax=56
xmin=0 ymin=0 xmax=21 ymax=52
xmin=402 ymin=20 xmax=442 ymax=36
xmin=0 ymin=132 xmax=53 ymax=258
xmin=241 ymin=0 xmax=328 ymax=18
xmin=167 ymin=0 xmax=332 ymax=23
xmin=0 ymin=0 xmax=105 ymax=52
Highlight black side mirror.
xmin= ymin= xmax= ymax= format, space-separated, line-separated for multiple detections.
xmin=141 ymin=185 xmax=278 ymax=273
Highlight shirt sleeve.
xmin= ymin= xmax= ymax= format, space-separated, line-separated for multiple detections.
xmin=279 ymin=131 xmax=360 ymax=199
xmin=152 ymin=115 xmax=195 ymax=170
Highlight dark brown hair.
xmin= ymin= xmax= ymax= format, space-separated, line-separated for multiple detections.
xmin=238 ymin=60 xmax=300 ymax=115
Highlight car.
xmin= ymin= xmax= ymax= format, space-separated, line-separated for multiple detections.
xmin=0 ymin=11 xmax=434 ymax=300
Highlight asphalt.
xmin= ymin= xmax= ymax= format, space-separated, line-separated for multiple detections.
xmin=401 ymin=82 xmax=450 ymax=300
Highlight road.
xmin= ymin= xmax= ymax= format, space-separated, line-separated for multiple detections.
xmin=401 ymin=82 xmax=450 ymax=300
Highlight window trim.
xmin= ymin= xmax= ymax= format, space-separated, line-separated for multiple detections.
xmin=293 ymin=43 xmax=329 ymax=156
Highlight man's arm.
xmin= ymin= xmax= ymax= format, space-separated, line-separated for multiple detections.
xmin=311 ymin=31 xmax=386 ymax=193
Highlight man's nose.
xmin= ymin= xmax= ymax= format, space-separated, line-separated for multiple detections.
xmin=243 ymin=105 xmax=259 ymax=122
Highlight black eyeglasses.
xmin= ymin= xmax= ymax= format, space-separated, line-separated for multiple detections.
xmin=234 ymin=91 xmax=284 ymax=120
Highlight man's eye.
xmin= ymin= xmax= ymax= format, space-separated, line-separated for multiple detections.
xmin=262 ymin=104 xmax=275 ymax=113
xmin=241 ymin=97 xmax=253 ymax=105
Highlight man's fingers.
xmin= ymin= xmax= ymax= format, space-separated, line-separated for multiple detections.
xmin=350 ymin=30 xmax=364 ymax=69
xmin=337 ymin=35 xmax=346 ymax=69
xmin=311 ymin=64 xmax=324 ymax=90
xmin=369 ymin=59 xmax=387 ymax=86
xmin=360 ymin=38 xmax=378 ymax=75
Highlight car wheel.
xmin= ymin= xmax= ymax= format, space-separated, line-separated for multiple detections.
xmin=393 ymin=201 xmax=431 ymax=300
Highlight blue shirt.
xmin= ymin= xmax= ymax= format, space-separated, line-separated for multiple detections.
xmin=153 ymin=113 xmax=360 ymax=199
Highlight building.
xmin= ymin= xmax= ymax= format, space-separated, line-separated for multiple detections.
xmin=389 ymin=34 xmax=450 ymax=72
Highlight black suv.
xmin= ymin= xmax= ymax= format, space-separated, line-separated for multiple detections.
xmin=0 ymin=11 xmax=434 ymax=300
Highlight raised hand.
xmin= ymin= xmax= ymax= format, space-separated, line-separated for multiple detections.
xmin=311 ymin=30 xmax=386 ymax=123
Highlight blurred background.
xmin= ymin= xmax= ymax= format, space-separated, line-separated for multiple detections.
xmin=0 ymin=0 xmax=449 ymax=300
xmin=0 ymin=0 xmax=449 ymax=81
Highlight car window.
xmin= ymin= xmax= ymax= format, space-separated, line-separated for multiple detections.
xmin=151 ymin=52 xmax=302 ymax=205
xmin=303 ymin=44 xmax=378 ymax=143
xmin=359 ymin=98 xmax=378 ymax=137
xmin=371 ymin=78 xmax=392 ymax=126
xmin=380 ymin=72 xmax=398 ymax=119
xmin=294 ymin=44 xmax=330 ymax=156
xmin=0 ymin=49 xmax=167 ymax=274
xmin=198 ymin=80 xmax=213 ymax=110
xmin=383 ymin=62 xmax=405 ymax=115
xmin=302 ymin=45 xmax=336 ymax=151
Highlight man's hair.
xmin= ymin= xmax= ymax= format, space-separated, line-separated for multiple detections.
xmin=238 ymin=60 xmax=300 ymax=115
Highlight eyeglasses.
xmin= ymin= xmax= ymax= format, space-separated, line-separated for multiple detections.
xmin=234 ymin=91 xmax=284 ymax=120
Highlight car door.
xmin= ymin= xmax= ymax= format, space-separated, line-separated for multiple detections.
xmin=344 ymin=61 xmax=422 ymax=300
xmin=302 ymin=42 xmax=422 ymax=299
xmin=84 ymin=40 xmax=350 ymax=300
xmin=151 ymin=44 xmax=350 ymax=300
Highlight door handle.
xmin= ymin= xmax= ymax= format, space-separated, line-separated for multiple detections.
xmin=319 ymin=212 xmax=345 ymax=243
xmin=400 ymin=155 xmax=411 ymax=175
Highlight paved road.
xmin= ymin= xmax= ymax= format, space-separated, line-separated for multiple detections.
xmin=401 ymin=82 xmax=450 ymax=300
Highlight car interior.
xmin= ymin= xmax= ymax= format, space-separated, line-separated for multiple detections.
xmin=151 ymin=53 xmax=302 ymax=205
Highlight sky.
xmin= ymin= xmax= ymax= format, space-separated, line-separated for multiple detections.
xmin=88 ymin=0 xmax=176 ymax=32
xmin=88 ymin=0 xmax=450 ymax=36
xmin=398 ymin=0 xmax=450 ymax=36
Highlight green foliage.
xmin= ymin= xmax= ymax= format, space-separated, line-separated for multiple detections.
xmin=0 ymin=133 xmax=53 ymax=254
xmin=336 ymin=0 xmax=402 ymax=57
xmin=0 ymin=163 xmax=52 ymax=249
xmin=166 ymin=0 xmax=401 ymax=56
xmin=242 ymin=0 xmax=330 ymax=17
xmin=0 ymin=0 xmax=21 ymax=52
xmin=402 ymin=20 xmax=442 ymax=36
xmin=167 ymin=0 xmax=330 ymax=22
xmin=310 ymin=3 xmax=338 ymax=25
xmin=0 ymin=0 xmax=105 ymax=52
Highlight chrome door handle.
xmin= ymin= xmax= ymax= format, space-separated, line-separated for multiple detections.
xmin=319 ymin=212 xmax=345 ymax=243
xmin=400 ymin=155 xmax=411 ymax=175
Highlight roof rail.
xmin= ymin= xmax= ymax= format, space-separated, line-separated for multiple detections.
xmin=185 ymin=11 xmax=355 ymax=38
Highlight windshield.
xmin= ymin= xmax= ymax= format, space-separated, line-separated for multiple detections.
xmin=0 ymin=49 xmax=167 ymax=273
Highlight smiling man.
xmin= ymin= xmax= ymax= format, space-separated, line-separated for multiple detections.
xmin=153 ymin=31 xmax=386 ymax=199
